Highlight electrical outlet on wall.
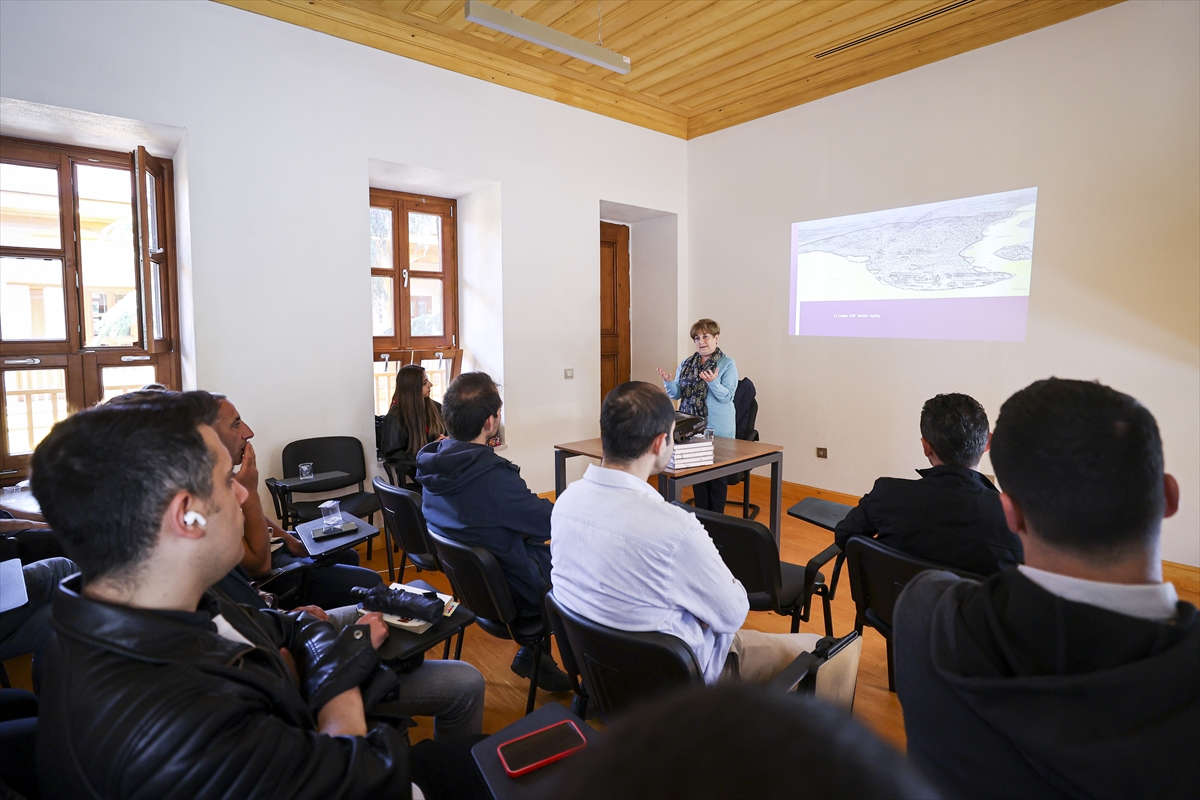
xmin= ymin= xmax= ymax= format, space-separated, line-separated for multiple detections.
xmin=564 ymin=369 xmax=574 ymax=379
xmin=816 ymin=447 xmax=828 ymax=459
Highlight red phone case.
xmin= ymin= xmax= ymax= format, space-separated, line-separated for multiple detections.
xmin=496 ymin=719 xmax=587 ymax=778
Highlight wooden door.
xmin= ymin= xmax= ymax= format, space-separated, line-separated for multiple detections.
xmin=600 ymin=222 xmax=631 ymax=404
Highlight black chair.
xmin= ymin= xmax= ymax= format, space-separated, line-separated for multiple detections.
xmin=279 ymin=436 xmax=381 ymax=559
xmin=684 ymin=377 xmax=761 ymax=519
xmin=381 ymin=453 xmax=420 ymax=492
xmin=372 ymin=476 xmax=441 ymax=584
xmin=544 ymin=591 xmax=703 ymax=722
xmin=769 ymin=631 xmax=863 ymax=713
xmin=681 ymin=503 xmax=837 ymax=637
xmin=727 ymin=376 xmax=761 ymax=519
xmin=845 ymin=535 xmax=983 ymax=691
xmin=426 ymin=529 xmax=549 ymax=715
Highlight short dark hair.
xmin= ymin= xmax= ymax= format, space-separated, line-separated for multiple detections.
xmin=30 ymin=391 xmax=222 ymax=585
xmin=919 ymin=393 xmax=990 ymax=468
xmin=600 ymin=382 xmax=675 ymax=463
xmin=991 ymin=378 xmax=1164 ymax=559
xmin=441 ymin=372 xmax=502 ymax=441
xmin=552 ymin=684 xmax=936 ymax=799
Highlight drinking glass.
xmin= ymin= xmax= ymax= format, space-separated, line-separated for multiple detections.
xmin=299 ymin=462 xmax=314 ymax=480
xmin=319 ymin=500 xmax=342 ymax=527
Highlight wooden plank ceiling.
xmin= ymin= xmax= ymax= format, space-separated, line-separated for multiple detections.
xmin=216 ymin=0 xmax=1120 ymax=139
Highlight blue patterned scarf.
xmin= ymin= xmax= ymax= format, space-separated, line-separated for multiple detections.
xmin=678 ymin=348 xmax=723 ymax=422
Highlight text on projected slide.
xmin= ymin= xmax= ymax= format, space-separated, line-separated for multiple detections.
xmin=788 ymin=188 xmax=1037 ymax=341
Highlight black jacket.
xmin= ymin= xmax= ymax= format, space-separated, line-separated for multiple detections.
xmin=381 ymin=402 xmax=443 ymax=463
xmin=894 ymin=569 xmax=1200 ymax=800
xmin=416 ymin=439 xmax=552 ymax=612
xmin=834 ymin=464 xmax=1022 ymax=576
xmin=37 ymin=575 xmax=411 ymax=800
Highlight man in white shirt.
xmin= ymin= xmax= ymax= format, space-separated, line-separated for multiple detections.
xmin=551 ymin=381 xmax=819 ymax=684
xmin=894 ymin=378 xmax=1198 ymax=800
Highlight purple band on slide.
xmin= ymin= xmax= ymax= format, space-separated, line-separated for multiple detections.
xmin=796 ymin=296 xmax=1029 ymax=341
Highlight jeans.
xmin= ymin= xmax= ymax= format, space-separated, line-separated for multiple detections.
xmin=0 ymin=557 xmax=77 ymax=693
xmin=385 ymin=659 xmax=486 ymax=740
xmin=271 ymin=548 xmax=382 ymax=610
xmin=324 ymin=606 xmax=485 ymax=740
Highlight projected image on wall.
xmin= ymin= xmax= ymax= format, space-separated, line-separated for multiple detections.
xmin=789 ymin=187 xmax=1037 ymax=341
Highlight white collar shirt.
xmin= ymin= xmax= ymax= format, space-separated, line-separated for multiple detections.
xmin=550 ymin=465 xmax=749 ymax=684
xmin=1018 ymin=565 xmax=1179 ymax=622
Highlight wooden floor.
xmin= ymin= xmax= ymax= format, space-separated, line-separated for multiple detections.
xmin=6 ymin=475 xmax=1198 ymax=757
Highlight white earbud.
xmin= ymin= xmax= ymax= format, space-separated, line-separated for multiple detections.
xmin=183 ymin=511 xmax=207 ymax=528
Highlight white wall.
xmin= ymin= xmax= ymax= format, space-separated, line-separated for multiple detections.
xmin=629 ymin=214 xmax=680 ymax=384
xmin=688 ymin=1 xmax=1200 ymax=565
xmin=0 ymin=0 xmax=688 ymax=498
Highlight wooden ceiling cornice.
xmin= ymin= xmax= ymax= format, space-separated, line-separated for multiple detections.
xmin=216 ymin=0 xmax=1120 ymax=139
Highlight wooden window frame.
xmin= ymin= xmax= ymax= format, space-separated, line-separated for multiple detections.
xmin=1 ymin=136 xmax=181 ymax=482
xmin=370 ymin=188 xmax=461 ymax=400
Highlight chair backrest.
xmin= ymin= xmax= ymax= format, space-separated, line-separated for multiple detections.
xmin=426 ymin=528 xmax=517 ymax=627
xmin=732 ymin=377 xmax=757 ymax=440
xmin=372 ymin=476 xmax=440 ymax=571
xmin=544 ymin=592 xmax=703 ymax=721
xmin=677 ymin=503 xmax=782 ymax=607
xmin=845 ymin=536 xmax=982 ymax=636
xmin=281 ymin=436 xmax=367 ymax=486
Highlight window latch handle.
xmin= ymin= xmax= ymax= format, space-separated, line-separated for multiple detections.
xmin=402 ymin=268 xmax=409 ymax=288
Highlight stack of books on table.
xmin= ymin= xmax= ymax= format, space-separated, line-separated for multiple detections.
xmin=669 ymin=436 xmax=715 ymax=470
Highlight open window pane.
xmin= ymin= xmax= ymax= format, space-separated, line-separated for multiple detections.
xmin=77 ymin=164 xmax=138 ymax=348
xmin=408 ymin=212 xmax=441 ymax=272
xmin=3 ymin=368 xmax=67 ymax=455
xmin=372 ymin=276 xmax=394 ymax=337
xmin=146 ymin=172 xmax=159 ymax=252
xmin=420 ymin=358 xmax=449 ymax=403
xmin=373 ymin=360 xmax=397 ymax=416
xmin=100 ymin=365 xmax=157 ymax=403
xmin=151 ymin=263 xmax=164 ymax=340
xmin=0 ymin=164 xmax=61 ymax=249
xmin=409 ymin=277 xmax=443 ymax=337
xmin=0 ymin=257 xmax=66 ymax=340
xmin=371 ymin=208 xmax=392 ymax=271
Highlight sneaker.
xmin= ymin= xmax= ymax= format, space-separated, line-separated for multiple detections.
xmin=510 ymin=646 xmax=573 ymax=693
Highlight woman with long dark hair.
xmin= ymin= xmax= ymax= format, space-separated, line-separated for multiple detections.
xmin=381 ymin=365 xmax=446 ymax=484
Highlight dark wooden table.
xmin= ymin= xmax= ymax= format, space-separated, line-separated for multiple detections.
xmin=471 ymin=701 xmax=600 ymax=800
xmin=554 ymin=437 xmax=785 ymax=543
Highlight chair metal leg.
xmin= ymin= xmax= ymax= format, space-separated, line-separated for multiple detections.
xmin=525 ymin=640 xmax=542 ymax=715
xmin=886 ymin=636 xmax=896 ymax=692
xmin=396 ymin=552 xmax=408 ymax=583
xmin=383 ymin=526 xmax=396 ymax=584
xmin=443 ymin=637 xmax=452 ymax=660
xmin=742 ymin=470 xmax=751 ymax=518
xmin=821 ymin=589 xmax=834 ymax=637
xmin=828 ymin=552 xmax=846 ymax=601
xmin=454 ymin=630 xmax=465 ymax=661
xmin=790 ymin=609 xmax=801 ymax=634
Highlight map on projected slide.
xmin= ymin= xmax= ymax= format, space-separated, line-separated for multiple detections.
xmin=792 ymin=187 xmax=1037 ymax=301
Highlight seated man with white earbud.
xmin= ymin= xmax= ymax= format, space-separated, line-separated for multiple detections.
xmin=30 ymin=390 xmax=491 ymax=799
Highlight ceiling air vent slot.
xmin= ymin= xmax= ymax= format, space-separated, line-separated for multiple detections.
xmin=813 ymin=0 xmax=976 ymax=59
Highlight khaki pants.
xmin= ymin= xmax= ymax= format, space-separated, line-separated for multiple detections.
xmin=722 ymin=628 xmax=822 ymax=683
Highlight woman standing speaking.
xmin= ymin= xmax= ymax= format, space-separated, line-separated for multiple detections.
xmin=658 ymin=318 xmax=738 ymax=512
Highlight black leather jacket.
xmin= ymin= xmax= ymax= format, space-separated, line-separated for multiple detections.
xmin=37 ymin=576 xmax=411 ymax=800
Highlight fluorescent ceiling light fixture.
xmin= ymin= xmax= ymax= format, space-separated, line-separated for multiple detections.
xmin=464 ymin=0 xmax=632 ymax=75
